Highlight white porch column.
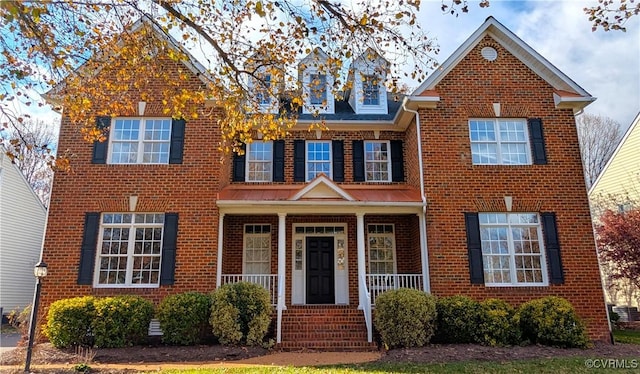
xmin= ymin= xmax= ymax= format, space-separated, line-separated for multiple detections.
xmin=215 ymin=213 xmax=225 ymax=288
xmin=276 ymin=213 xmax=287 ymax=343
xmin=356 ymin=212 xmax=366 ymax=309
xmin=418 ymin=212 xmax=431 ymax=293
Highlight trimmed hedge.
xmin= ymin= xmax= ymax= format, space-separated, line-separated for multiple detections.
xmin=373 ymin=288 xmax=437 ymax=348
xmin=92 ymin=295 xmax=154 ymax=348
xmin=44 ymin=296 xmax=96 ymax=348
xmin=157 ymin=291 xmax=212 ymax=345
xmin=434 ymin=295 xmax=481 ymax=344
xmin=517 ymin=296 xmax=590 ymax=348
xmin=210 ymin=282 xmax=272 ymax=346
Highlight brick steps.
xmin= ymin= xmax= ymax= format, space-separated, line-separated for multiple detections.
xmin=277 ymin=305 xmax=377 ymax=351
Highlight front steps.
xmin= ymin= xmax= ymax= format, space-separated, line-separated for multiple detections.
xmin=277 ymin=305 xmax=378 ymax=351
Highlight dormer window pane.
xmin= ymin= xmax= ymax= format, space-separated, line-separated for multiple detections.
xmin=310 ymin=74 xmax=327 ymax=105
xmin=256 ymin=74 xmax=271 ymax=105
xmin=363 ymin=75 xmax=380 ymax=106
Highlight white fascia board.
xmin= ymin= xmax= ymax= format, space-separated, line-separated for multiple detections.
xmin=217 ymin=200 xmax=424 ymax=215
xmin=553 ymin=92 xmax=597 ymax=111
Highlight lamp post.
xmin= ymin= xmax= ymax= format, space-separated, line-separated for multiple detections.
xmin=24 ymin=261 xmax=47 ymax=373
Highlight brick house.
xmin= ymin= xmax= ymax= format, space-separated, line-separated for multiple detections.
xmin=42 ymin=17 xmax=610 ymax=349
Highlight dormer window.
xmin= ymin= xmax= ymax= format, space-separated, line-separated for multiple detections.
xmin=256 ymin=74 xmax=272 ymax=106
xmin=309 ymin=73 xmax=327 ymax=106
xmin=362 ymin=75 xmax=380 ymax=106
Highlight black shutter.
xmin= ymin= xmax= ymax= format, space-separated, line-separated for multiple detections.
xmin=169 ymin=118 xmax=186 ymax=164
xmin=294 ymin=140 xmax=305 ymax=182
xmin=541 ymin=212 xmax=564 ymax=284
xmin=160 ymin=213 xmax=179 ymax=285
xmin=390 ymin=140 xmax=405 ymax=182
xmin=464 ymin=212 xmax=485 ymax=284
xmin=92 ymin=116 xmax=111 ymax=164
xmin=78 ymin=212 xmax=100 ymax=285
xmin=332 ymin=140 xmax=344 ymax=182
xmin=273 ymin=140 xmax=285 ymax=182
xmin=353 ymin=140 xmax=365 ymax=182
xmin=232 ymin=144 xmax=246 ymax=182
xmin=528 ymin=118 xmax=547 ymax=165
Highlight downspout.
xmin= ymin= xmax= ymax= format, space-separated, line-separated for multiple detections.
xmin=402 ymin=98 xmax=431 ymax=293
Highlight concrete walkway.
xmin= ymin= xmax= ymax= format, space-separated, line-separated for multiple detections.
xmin=0 ymin=333 xmax=20 ymax=354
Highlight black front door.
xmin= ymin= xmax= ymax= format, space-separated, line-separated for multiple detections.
xmin=306 ymin=236 xmax=335 ymax=304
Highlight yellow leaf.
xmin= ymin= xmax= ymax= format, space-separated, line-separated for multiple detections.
xmin=360 ymin=15 xmax=368 ymax=25
xmin=255 ymin=1 xmax=266 ymax=17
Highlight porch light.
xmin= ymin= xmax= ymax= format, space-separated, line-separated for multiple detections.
xmin=25 ymin=260 xmax=48 ymax=373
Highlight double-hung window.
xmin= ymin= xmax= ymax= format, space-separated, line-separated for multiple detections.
xmin=479 ymin=213 xmax=547 ymax=286
xmin=309 ymin=73 xmax=327 ymax=106
xmin=367 ymin=224 xmax=396 ymax=274
xmin=95 ymin=213 xmax=165 ymax=287
xmin=256 ymin=74 xmax=272 ymax=106
xmin=469 ymin=119 xmax=531 ymax=165
xmin=306 ymin=140 xmax=331 ymax=180
xmin=362 ymin=75 xmax=380 ymax=106
xmin=110 ymin=118 xmax=171 ymax=164
xmin=246 ymin=142 xmax=273 ymax=182
xmin=243 ymin=224 xmax=271 ymax=274
xmin=364 ymin=141 xmax=391 ymax=182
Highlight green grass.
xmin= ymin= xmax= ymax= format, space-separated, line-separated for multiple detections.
xmin=154 ymin=357 xmax=640 ymax=374
xmin=614 ymin=329 xmax=640 ymax=345
xmin=0 ymin=323 xmax=19 ymax=334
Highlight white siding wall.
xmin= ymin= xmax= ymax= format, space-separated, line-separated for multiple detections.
xmin=0 ymin=154 xmax=47 ymax=314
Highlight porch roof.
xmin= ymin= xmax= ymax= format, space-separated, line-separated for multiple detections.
xmin=216 ymin=183 xmax=424 ymax=214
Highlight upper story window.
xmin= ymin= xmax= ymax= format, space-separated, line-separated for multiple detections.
xmin=243 ymin=224 xmax=271 ymax=274
xmin=109 ymin=118 xmax=171 ymax=164
xmin=246 ymin=142 xmax=273 ymax=182
xmin=362 ymin=75 xmax=380 ymax=106
xmin=469 ymin=119 xmax=531 ymax=165
xmin=365 ymin=141 xmax=391 ymax=182
xmin=306 ymin=140 xmax=332 ymax=181
xmin=95 ymin=213 xmax=165 ymax=287
xmin=309 ymin=73 xmax=327 ymax=106
xmin=479 ymin=213 xmax=547 ymax=286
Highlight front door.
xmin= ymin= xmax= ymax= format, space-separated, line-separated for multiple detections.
xmin=306 ymin=236 xmax=335 ymax=304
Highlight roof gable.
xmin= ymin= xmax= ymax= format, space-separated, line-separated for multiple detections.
xmin=411 ymin=16 xmax=594 ymax=110
xmin=289 ymin=174 xmax=355 ymax=201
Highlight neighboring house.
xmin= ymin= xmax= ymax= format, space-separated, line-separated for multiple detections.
xmin=589 ymin=112 xmax=640 ymax=309
xmin=0 ymin=146 xmax=47 ymax=317
xmin=41 ymin=17 xmax=610 ymax=349
xmin=589 ymin=112 xmax=640 ymax=213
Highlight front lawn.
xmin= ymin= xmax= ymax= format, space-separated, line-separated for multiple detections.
xmin=614 ymin=329 xmax=640 ymax=345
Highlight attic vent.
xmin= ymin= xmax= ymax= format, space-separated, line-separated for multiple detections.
xmin=481 ymin=47 xmax=498 ymax=61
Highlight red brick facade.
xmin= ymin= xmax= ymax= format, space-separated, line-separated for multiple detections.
xmin=40 ymin=18 xmax=609 ymax=346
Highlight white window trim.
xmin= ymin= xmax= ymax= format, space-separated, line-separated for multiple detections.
xmin=356 ymin=73 xmax=387 ymax=114
xmin=242 ymin=224 xmax=272 ymax=275
xmin=302 ymin=69 xmax=335 ymax=114
xmin=366 ymin=223 xmax=397 ymax=274
xmin=107 ymin=117 xmax=172 ymax=165
xmin=364 ymin=140 xmax=392 ymax=182
xmin=480 ymin=213 xmax=549 ymax=287
xmin=469 ymin=118 xmax=532 ymax=165
xmin=305 ymin=140 xmax=332 ymax=181
xmin=93 ymin=213 xmax=164 ymax=288
xmin=250 ymin=70 xmax=279 ymax=114
xmin=245 ymin=142 xmax=273 ymax=182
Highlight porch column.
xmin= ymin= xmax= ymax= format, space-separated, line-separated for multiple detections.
xmin=418 ymin=212 xmax=431 ymax=293
xmin=276 ymin=213 xmax=287 ymax=344
xmin=356 ymin=212 xmax=366 ymax=309
xmin=215 ymin=213 xmax=225 ymax=288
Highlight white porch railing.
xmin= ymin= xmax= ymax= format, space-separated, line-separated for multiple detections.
xmin=359 ymin=273 xmax=373 ymax=342
xmin=366 ymin=274 xmax=424 ymax=305
xmin=220 ymin=274 xmax=278 ymax=305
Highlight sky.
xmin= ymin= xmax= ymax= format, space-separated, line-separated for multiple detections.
xmin=8 ymin=0 xmax=640 ymax=132
xmin=413 ymin=0 xmax=640 ymax=130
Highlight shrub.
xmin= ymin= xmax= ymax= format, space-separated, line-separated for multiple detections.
xmin=477 ymin=298 xmax=521 ymax=346
xmin=210 ymin=282 xmax=272 ymax=346
xmin=517 ymin=296 xmax=590 ymax=348
xmin=92 ymin=295 xmax=154 ymax=348
xmin=44 ymin=296 xmax=96 ymax=348
xmin=434 ymin=295 xmax=481 ymax=344
xmin=157 ymin=292 xmax=212 ymax=345
xmin=373 ymin=288 xmax=437 ymax=348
